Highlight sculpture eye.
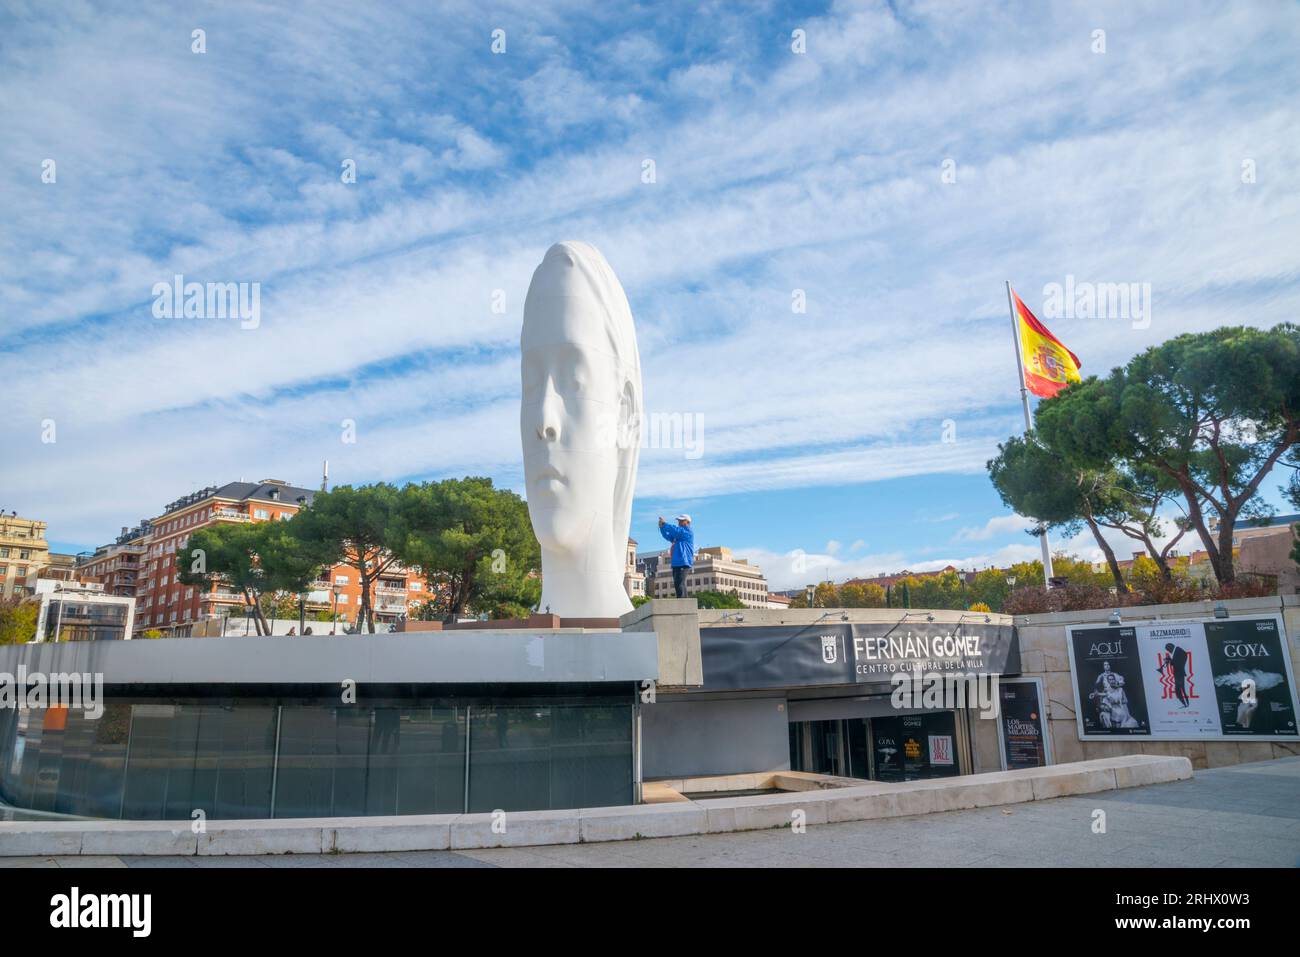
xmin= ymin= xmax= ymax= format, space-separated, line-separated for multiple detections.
xmin=569 ymin=354 xmax=592 ymax=394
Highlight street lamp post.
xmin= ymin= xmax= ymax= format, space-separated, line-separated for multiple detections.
xmin=331 ymin=584 xmax=342 ymax=635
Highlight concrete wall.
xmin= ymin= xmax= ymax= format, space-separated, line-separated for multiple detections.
xmin=642 ymin=695 xmax=789 ymax=779
xmin=0 ymin=629 xmax=659 ymax=685
xmin=1016 ymin=594 xmax=1300 ymax=770
xmin=621 ymin=598 xmax=703 ymax=687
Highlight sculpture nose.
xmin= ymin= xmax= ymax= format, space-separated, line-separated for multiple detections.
xmin=537 ymin=382 xmax=561 ymax=442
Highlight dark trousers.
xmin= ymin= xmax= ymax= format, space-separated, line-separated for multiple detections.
xmin=672 ymin=565 xmax=689 ymax=598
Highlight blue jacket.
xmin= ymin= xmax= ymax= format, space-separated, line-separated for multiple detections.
xmin=660 ymin=522 xmax=696 ymax=568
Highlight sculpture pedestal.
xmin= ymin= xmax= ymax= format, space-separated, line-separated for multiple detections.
xmin=620 ymin=598 xmax=703 ymax=689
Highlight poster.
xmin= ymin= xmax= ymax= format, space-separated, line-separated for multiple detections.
xmin=998 ymin=678 xmax=1051 ymax=769
xmin=872 ymin=712 xmax=960 ymax=781
xmin=1069 ymin=615 xmax=1299 ymax=741
xmin=871 ymin=718 xmax=904 ymax=781
xmin=1134 ymin=621 xmax=1220 ymax=736
xmin=1068 ymin=625 xmax=1151 ymax=736
xmin=1204 ymin=618 xmax=1299 ymax=737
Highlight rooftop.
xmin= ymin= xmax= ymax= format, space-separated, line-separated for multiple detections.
xmin=160 ymin=479 xmax=318 ymax=516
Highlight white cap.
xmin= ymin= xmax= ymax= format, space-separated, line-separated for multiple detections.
xmin=675 ymin=514 xmax=691 ymax=523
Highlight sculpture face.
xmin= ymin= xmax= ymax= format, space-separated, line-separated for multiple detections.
xmin=521 ymin=242 xmax=641 ymax=618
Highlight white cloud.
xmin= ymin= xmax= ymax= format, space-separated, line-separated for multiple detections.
xmin=954 ymin=514 xmax=1037 ymax=542
xmin=3 ymin=1 xmax=1298 ymax=553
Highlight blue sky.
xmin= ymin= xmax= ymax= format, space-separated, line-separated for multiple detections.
xmin=2 ymin=1 xmax=1298 ymax=589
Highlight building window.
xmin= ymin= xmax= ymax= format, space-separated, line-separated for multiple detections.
xmin=254 ymin=509 xmax=270 ymax=520
xmin=335 ymin=575 xmax=349 ymax=585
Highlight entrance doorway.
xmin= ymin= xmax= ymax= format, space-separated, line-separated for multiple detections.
xmin=789 ymin=711 xmax=962 ymax=782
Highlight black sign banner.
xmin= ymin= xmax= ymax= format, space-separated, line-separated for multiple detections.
xmin=998 ymin=678 xmax=1050 ymax=769
xmin=699 ymin=621 xmax=1019 ymax=691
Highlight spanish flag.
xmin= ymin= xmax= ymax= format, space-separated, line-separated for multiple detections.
xmin=1012 ymin=289 xmax=1081 ymax=398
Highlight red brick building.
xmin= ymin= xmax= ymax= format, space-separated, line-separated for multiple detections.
xmin=79 ymin=479 xmax=430 ymax=636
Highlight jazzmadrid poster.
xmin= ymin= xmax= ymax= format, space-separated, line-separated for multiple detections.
xmin=1134 ymin=620 xmax=1220 ymax=736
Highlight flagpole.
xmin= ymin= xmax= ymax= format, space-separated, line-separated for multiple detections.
xmin=1006 ymin=280 xmax=1055 ymax=587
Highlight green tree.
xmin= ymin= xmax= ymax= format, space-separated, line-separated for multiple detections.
xmin=176 ymin=520 xmax=325 ymax=635
xmin=905 ymin=572 xmax=968 ymax=610
xmin=1284 ymin=449 xmax=1300 ymax=575
xmin=289 ymin=483 xmax=402 ymax=633
xmin=0 ymin=597 xmax=39 ymax=644
xmin=812 ymin=582 xmax=839 ymax=608
xmin=989 ymin=434 xmax=1137 ymax=592
xmin=260 ymin=591 xmax=304 ymax=624
xmin=693 ymin=589 xmax=745 ymax=609
xmin=838 ymin=582 xmax=886 ymax=607
xmin=393 ymin=478 xmax=540 ymax=621
xmin=1125 ymin=554 xmax=1166 ymax=593
xmin=1036 ymin=324 xmax=1300 ymax=584
xmin=967 ymin=569 xmax=1013 ymax=613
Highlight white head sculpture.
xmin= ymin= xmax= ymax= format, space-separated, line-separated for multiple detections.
xmin=521 ymin=241 xmax=642 ymax=619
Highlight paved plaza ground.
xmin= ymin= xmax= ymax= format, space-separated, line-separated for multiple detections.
xmin=3 ymin=757 xmax=1298 ymax=869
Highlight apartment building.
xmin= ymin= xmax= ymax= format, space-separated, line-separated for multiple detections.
xmin=78 ymin=521 xmax=151 ymax=598
xmin=623 ymin=537 xmax=645 ymax=600
xmin=122 ymin=479 xmax=429 ymax=636
xmin=0 ymin=513 xmax=50 ymax=599
xmin=1212 ymin=513 xmax=1300 ymax=594
xmin=310 ymin=559 xmax=431 ymax=631
xmin=649 ymin=545 xmax=770 ymax=607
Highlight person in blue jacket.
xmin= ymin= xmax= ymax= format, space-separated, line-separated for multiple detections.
xmin=659 ymin=514 xmax=696 ymax=598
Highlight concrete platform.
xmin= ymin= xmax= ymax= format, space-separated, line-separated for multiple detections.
xmin=0 ymin=754 xmax=1190 ymax=857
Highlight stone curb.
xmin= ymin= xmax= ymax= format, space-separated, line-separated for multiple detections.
xmin=0 ymin=755 xmax=1191 ymax=856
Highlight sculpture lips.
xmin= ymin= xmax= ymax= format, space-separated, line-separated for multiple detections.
xmin=534 ymin=465 xmax=566 ymax=486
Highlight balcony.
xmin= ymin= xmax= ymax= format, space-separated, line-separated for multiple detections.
xmin=211 ymin=509 xmax=251 ymax=522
